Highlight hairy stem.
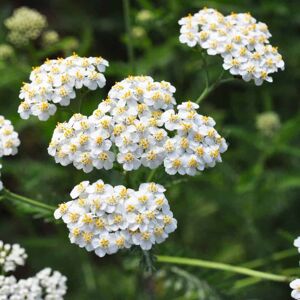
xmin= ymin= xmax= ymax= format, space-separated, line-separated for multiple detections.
xmin=156 ymin=255 xmax=292 ymax=282
xmin=2 ymin=189 xmax=55 ymax=212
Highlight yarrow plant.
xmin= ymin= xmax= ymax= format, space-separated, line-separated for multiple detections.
xmin=0 ymin=4 xmax=291 ymax=299
xmin=179 ymin=8 xmax=284 ymax=85
xmin=54 ymin=180 xmax=177 ymax=257
xmin=48 ymin=76 xmax=227 ymax=175
xmin=0 ymin=240 xmax=67 ymax=299
xmin=0 ymin=115 xmax=20 ymax=191
xmin=18 ymin=54 xmax=109 ymax=120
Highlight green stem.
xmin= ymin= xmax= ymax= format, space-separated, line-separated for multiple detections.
xmin=156 ymin=255 xmax=292 ymax=283
xmin=2 ymin=189 xmax=55 ymax=212
xmin=122 ymin=0 xmax=135 ymax=74
xmin=143 ymin=250 xmax=154 ymax=275
xmin=146 ymin=168 xmax=157 ymax=182
xmin=196 ymin=71 xmax=235 ymax=104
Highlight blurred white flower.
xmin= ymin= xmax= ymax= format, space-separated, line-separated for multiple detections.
xmin=18 ymin=53 xmax=109 ymax=121
xmin=0 ymin=240 xmax=27 ymax=273
xmin=290 ymin=279 xmax=300 ymax=299
xmin=0 ymin=241 xmax=67 ymax=299
xmin=256 ymin=111 xmax=281 ymax=137
xmin=179 ymin=8 xmax=284 ymax=85
xmin=54 ymin=180 xmax=177 ymax=257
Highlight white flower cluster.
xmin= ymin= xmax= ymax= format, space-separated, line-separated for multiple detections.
xmin=179 ymin=8 xmax=284 ymax=85
xmin=18 ymin=54 xmax=109 ymax=121
xmin=48 ymin=76 xmax=227 ymax=175
xmin=162 ymin=101 xmax=228 ymax=175
xmin=0 ymin=116 xmax=20 ymax=191
xmin=0 ymin=116 xmax=20 ymax=157
xmin=0 ymin=240 xmax=27 ymax=273
xmin=54 ymin=180 xmax=177 ymax=257
xmin=0 ymin=268 xmax=67 ymax=300
xmin=291 ymin=237 xmax=300 ymax=299
xmin=0 ymin=240 xmax=67 ymax=299
xmin=4 ymin=7 xmax=47 ymax=47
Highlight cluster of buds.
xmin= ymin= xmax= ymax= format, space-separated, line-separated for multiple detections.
xmin=179 ymin=8 xmax=284 ymax=85
xmin=18 ymin=54 xmax=109 ymax=121
xmin=54 ymin=180 xmax=177 ymax=257
xmin=4 ymin=7 xmax=47 ymax=47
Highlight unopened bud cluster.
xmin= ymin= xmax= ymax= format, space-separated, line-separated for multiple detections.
xmin=4 ymin=7 xmax=47 ymax=47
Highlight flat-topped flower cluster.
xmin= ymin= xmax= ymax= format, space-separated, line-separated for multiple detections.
xmin=179 ymin=8 xmax=284 ymax=85
xmin=48 ymin=76 xmax=227 ymax=176
xmin=0 ymin=269 xmax=67 ymax=300
xmin=0 ymin=240 xmax=67 ymax=299
xmin=54 ymin=180 xmax=177 ymax=257
xmin=0 ymin=116 xmax=20 ymax=191
xmin=0 ymin=116 xmax=20 ymax=157
xmin=18 ymin=54 xmax=109 ymax=120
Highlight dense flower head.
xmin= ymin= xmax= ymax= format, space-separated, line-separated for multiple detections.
xmin=0 ymin=268 xmax=67 ymax=300
xmin=162 ymin=101 xmax=228 ymax=175
xmin=54 ymin=180 xmax=177 ymax=257
xmin=256 ymin=111 xmax=281 ymax=137
xmin=4 ymin=7 xmax=47 ymax=47
xmin=18 ymin=53 xmax=109 ymax=121
xmin=48 ymin=76 xmax=227 ymax=175
xmin=0 ymin=115 xmax=20 ymax=158
xmin=42 ymin=30 xmax=59 ymax=47
xmin=0 ymin=44 xmax=14 ymax=60
xmin=0 ymin=240 xmax=27 ymax=273
xmin=179 ymin=8 xmax=284 ymax=85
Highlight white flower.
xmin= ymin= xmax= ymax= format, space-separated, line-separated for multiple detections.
xmin=0 ymin=241 xmax=27 ymax=273
xmin=0 ymin=116 xmax=20 ymax=157
xmin=291 ymin=279 xmax=300 ymax=299
xmin=18 ymin=53 xmax=109 ymax=120
xmin=54 ymin=180 xmax=177 ymax=257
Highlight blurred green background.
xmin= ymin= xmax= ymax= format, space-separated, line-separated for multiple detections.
xmin=0 ymin=0 xmax=299 ymax=299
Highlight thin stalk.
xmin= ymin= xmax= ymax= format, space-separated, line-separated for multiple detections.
xmin=196 ymin=71 xmax=235 ymax=104
xmin=156 ymin=255 xmax=292 ymax=283
xmin=122 ymin=0 xmax=135 ymax=74
xmin=2 ymin=189 xmax=55 ymax=212
xmin=146 ymin=168 xmax=157 ymax=182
